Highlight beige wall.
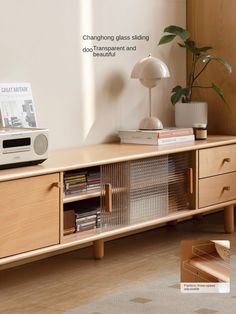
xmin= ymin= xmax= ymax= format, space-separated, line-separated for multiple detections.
xmin=0 ymin=0 xmax=186 ymax=149
xmin=187 ymin=0 xmax=236 ymax=135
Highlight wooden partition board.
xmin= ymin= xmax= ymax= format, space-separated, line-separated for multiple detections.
xmin=181 ymin=240 xmax=218 ymax=282
xmin=187 ymin=0 xmax=236 ymax=135
xmin=181 ymin=239 xmax=230 ymax=283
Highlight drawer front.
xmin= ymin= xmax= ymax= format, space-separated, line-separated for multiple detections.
xmin=199 ymin=172 xmax=236 ymax=208
xmin=199 ymin=144 xmax=236 ymax=178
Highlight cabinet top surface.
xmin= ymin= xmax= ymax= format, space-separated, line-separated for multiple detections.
xmin=0 ymin=135 xmax=236 ymax=181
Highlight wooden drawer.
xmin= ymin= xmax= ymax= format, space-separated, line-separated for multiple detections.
xmin=199 ymin=144 xmax=236 ymax=178
xmin=199 ymin=172 xmax=236 ymax=208
xmin=0 ymin=174 xmax=60 ymax=258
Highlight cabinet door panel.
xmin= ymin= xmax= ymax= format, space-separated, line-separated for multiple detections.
xmin=0 ymin=174 xmax=59 ymax=258
xmin=101 ymin=162 xmax=130 ymax=227
xmin=100 ymin=156 xmax=169 ymax=228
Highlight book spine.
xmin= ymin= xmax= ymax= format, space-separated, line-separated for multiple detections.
xmin=157 ymin=129 xmax=193 ymax=138
xmin=75 ymin=211 xmax=98 ymax=218
xmin=120 ymin=138 xmax=158 ymax=145
xmin=120 ymin=135 xmax=194 ymax=145
xmin=119 ymin=132 xmax=156 ymax=141
xmin=157 ymin=135 xmax=195 ymax=145
xmin=76 ymin=220 xmax=96 ymax=228
xmin=76 ymin=214 xmax=97 ymax=222
xmin=119 ymin=129 xmax=193 ymax=140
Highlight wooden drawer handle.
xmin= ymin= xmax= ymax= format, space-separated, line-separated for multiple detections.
xmin=50 ymin=182 xmax=61 ymax=189
xmin=223 ymin=158 xmax=231 ymax=163
xmin=223 ymin=186 xmax=231 ymax=192
xmin=105 ymin=183 xmax=112 ymax=212
xmin=187 ymin=168 xmax=193 ymax=194
xmin=47 ymin=182 xmax=61 ymax=191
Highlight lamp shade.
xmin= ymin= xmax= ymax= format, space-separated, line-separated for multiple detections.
xmin=131 ymin=55 xmax=170 ymax=88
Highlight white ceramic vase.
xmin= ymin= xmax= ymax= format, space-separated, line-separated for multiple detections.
xmin=175 ymin=102 xmax=208 ymax=128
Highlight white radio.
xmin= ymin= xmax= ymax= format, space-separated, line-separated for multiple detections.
xmin=0 ymin=127 xmax=48 ymax=169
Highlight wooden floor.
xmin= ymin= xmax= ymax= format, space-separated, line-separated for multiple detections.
xmin=0 ymin=211 xmax=235 ymax=313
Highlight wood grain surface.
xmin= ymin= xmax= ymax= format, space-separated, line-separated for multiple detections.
xmin=187 ymin=0 xmax=236 ymax=135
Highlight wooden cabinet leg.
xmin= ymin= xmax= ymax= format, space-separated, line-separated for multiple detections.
xmin=168 ymin=220 xmax=178 ymax=226
xmin=93 ymin=239 xmax=104 ymax=259
xmin=224 ymin=205 xmax=235 ymax=233
xmin=194 ymin=214 xmax=203 ymax=220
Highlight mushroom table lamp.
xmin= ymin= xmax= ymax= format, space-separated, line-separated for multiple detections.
xmin=131 ymin=54 xmax=170 ymax=130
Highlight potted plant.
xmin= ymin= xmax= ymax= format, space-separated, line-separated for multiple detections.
xmin=158 ymin=25 xmax=232 ymax=127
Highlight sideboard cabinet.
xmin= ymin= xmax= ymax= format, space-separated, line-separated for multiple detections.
xmin=0 ymin=136 xmax=235 ymax=268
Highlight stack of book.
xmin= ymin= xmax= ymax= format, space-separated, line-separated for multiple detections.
xmin=64 ymin=168 xmax=101 ymax=195
xmin=64 ymin=171 xmax=87 ymax=195
xmin=118 ymin=128 xmax=194 ymax=145
xmin=75 ymin=208 xmax=101 ymax=233
xmin=87 ymin=168 xmax=101 ymax=191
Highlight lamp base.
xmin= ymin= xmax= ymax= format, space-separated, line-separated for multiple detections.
xmin=139 ymin=116 xmax=163 ymax=130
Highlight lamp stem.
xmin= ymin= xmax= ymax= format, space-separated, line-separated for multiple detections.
xmin=149 ymin=88 xmax=152 ymax=117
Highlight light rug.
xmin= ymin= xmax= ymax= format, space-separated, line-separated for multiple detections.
xmin=65 ymin=255 xmax=236 ymax=314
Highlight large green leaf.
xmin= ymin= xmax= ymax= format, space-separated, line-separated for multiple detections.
xmin=195 ymin=46 xmax=212 ymax=52
xmin=171 ymin=86 xmax=190 ymax=105
xmin=211 ymin=82 xmax=229 ymax=106
xmin=178 ymin=40 xmax=211 ymax=55
xmin=171 ymin=92 xmax=181 ymax=105
xmin=203 ymin=55 xmax=232 ymax=73
xmin=184 ymin=39 xmax=199 ymax=54
xmin=158 ymin=34 xmax=176 ymax=45
xmin=164 ymin=25 xmax=190 ymax=41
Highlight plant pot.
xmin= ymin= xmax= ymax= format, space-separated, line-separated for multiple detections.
xmin=175 ymin=102 xmax=208 ymax=128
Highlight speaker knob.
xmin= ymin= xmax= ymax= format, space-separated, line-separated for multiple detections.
xmin=34 ymin=134 xmax=48 ymax=155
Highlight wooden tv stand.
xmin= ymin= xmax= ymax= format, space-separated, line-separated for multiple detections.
xmin=0 ymin=135 xmax=236 ymax=269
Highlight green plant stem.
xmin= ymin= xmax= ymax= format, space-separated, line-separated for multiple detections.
xmin=192 ymin=60 xmax=211 ymax=84
xmin=187 ymin=54 xmax=195 ymax=102
xmin=188 ymin=55 xmax=195 ymax=100
xmin=187 ymin=54 xmax=195 ymax=88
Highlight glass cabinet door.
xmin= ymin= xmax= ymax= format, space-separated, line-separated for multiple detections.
xmin=100 ymin=155 xmax=169 ymax=228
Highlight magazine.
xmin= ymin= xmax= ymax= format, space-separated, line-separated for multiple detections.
xmin=0 ymin=82 xmax=37 ymax=128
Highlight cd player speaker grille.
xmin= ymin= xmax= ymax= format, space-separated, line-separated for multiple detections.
xmin=34 ymin=134 xmax=48 ymax=155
